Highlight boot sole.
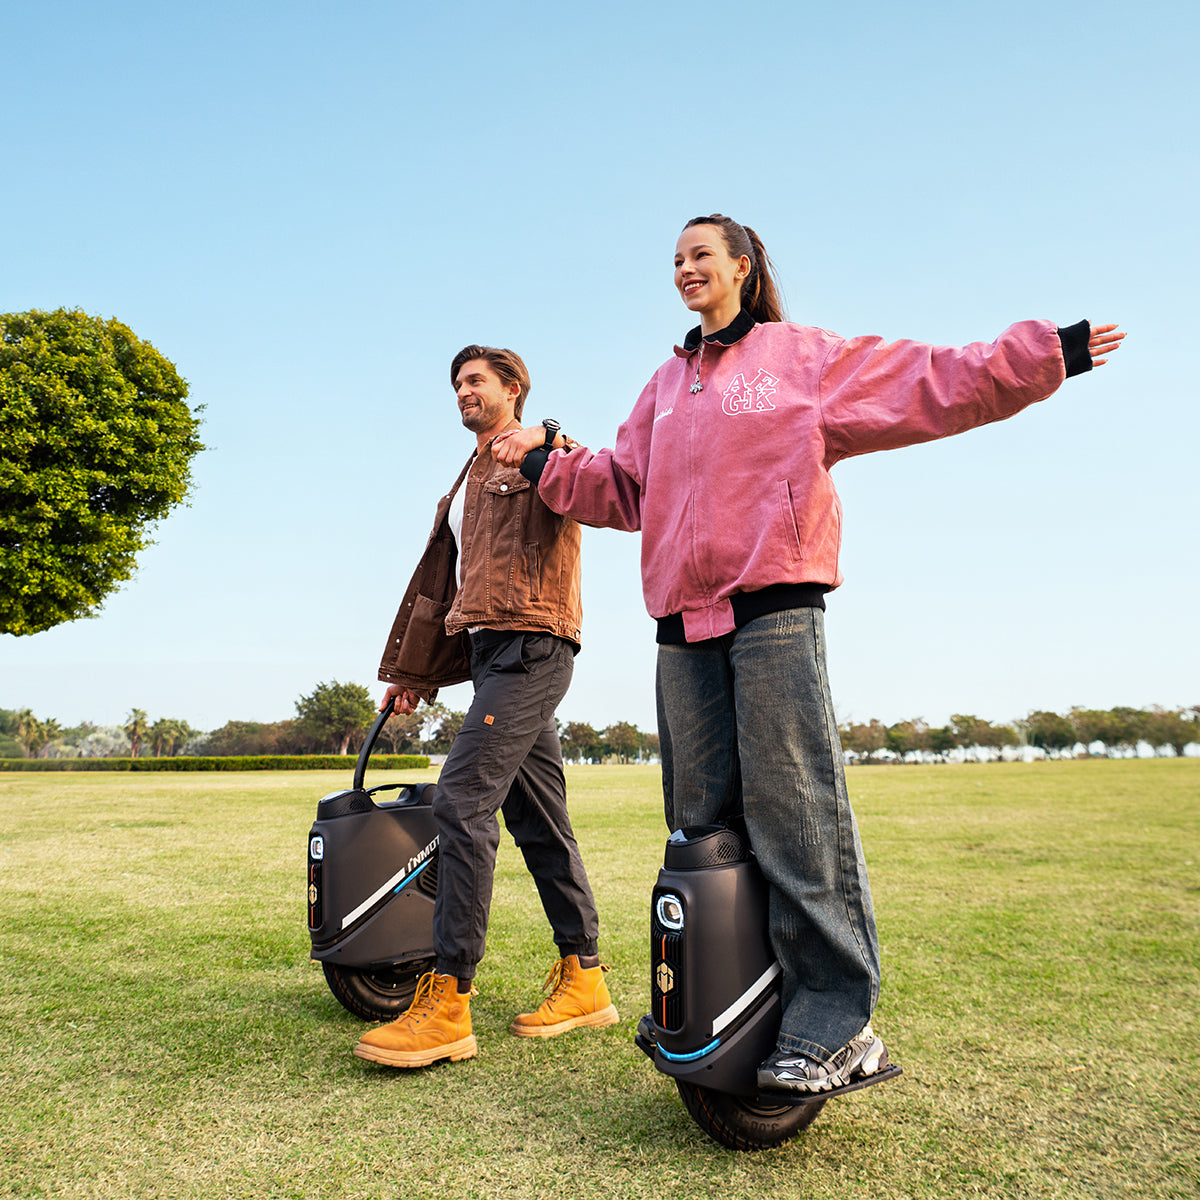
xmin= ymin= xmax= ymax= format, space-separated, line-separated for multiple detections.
xmin=353 ymin=1033 xmax=478 ymax=1068
xmin=508 ymin=1004 xmax=619 ymax=1039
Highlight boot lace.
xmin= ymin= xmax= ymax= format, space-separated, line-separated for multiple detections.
xmin=405 ymin=972 xmax=444 ymax=1025
xmin=403 ymin=973 xmax=476 ymax=1025
xmin=540 ymin=958 xmax=570 ymax=1000
xmin=539 ymin=957 xmax=606 ymax=1001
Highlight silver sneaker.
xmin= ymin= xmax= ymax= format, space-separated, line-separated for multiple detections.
xmin=757 ymin=1024 xmax=887 ymax=1095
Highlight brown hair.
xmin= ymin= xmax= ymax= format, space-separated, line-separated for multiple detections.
xmin=682 ymin=214 xmax=786 ymax=324
xmin=449 ymin=344 xmax=531 ymax=419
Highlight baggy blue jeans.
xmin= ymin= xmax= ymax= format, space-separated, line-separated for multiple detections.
xmin=655 ymin=607 xmax=880 ymax=1061
xmin=432 ymin=630 xmax=600 ymax=981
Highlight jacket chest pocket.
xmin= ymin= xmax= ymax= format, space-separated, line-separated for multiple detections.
xmin=481 ymin=470 xmax=531 ymax=543
xmin=481 ymin=469 xmax=536 ymax=609
xmin=482 ymin=470 xmax=531 ymax=500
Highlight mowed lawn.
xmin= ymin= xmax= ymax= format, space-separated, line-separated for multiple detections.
xmin=0 ymin=759 xmax=1196 ymax=1199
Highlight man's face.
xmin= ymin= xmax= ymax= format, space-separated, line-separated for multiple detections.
xmin=454 ymin=359 xmax=518 ymax=436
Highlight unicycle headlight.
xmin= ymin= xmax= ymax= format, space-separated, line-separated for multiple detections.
xmin=655 ymin=892 xmax=684 ymax=932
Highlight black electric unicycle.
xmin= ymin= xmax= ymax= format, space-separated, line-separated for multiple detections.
xmin=306 ymin=699 xmax=439 ymax=1020
xmin=635 ymin=822 xmax=901 ymax=1150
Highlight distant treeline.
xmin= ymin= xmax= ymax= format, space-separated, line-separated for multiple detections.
xmin=4 ymin=699 xmax=1195 ymax=765
xmin=1 ymin=683 xmax=411 ymax=760
xmin=0 ymin=754 xmax=429 ymax=773
xmin=0 ymin=699 xmax=660 ymax=766
xmin=840 ymin=706 xmax=1200 ymax=762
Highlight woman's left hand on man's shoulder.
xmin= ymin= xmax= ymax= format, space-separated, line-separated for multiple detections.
xmin=492 ymin=426 xmax=545 ymax=465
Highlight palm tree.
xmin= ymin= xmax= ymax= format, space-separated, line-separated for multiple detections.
xmin=38 ymin=718 xmax=61 ymax=758
xmin=124 ymin=709 xmax=149 ymax=758
xmin=169 ymin=719 xmax=194 ymax=756
xmin=14 ymin=709 xmax=46 ymax=758
xmin=151 ymin=718 xmax=194 ymax=757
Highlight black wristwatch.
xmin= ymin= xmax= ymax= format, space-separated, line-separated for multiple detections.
xmin=541 ymin=418 xmax=561 ymax=449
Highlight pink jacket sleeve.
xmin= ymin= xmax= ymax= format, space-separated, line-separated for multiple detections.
xmin=817 ymin=319 xmax=1067 ymax=465
xmin=537 ymin=376 xmax=660 ymax=532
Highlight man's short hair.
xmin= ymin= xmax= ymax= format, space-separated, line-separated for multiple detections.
xmin=450 ymin=345 xmax=531 ymax=420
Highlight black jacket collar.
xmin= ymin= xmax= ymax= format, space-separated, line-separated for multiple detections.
xmin=682 ymin=308 xmax=757 ymax=352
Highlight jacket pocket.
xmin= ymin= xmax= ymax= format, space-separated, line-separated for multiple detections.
xmin=778 ymin=481 xmax=805 ymax=562
xmin=482 ymin=470 xmax=531 ymax=497
xmin=481 ymin=469 xmax=533 ymax=612
xmin=522 ymin=542 xmax=542 ymax=601
xmin=396 ymin=593 xmax=465 ymax=681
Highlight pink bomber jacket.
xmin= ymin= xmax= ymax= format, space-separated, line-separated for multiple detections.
xmin=536 ymin=317 xmax=1074 ymax=642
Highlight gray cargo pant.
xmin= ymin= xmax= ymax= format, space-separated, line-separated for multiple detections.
xmin=431 ymin=629 xmax=601 ymax=981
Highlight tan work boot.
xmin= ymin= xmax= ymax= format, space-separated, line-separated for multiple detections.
xmin=353 ymin=972 xmax=478 ymax=1067
xmin=509 ymin=955 xmax=619 ymax=1038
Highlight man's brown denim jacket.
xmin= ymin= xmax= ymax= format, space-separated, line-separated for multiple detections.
xmin=377 ymin=433 xmax=584 ymax=702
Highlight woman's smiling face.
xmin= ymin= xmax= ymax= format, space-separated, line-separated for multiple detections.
xmin=673 ymin=224 xmax=751 ymax=332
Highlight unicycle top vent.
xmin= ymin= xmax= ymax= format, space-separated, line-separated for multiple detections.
xmin=664 ymin=825 xmax=751 ymax=870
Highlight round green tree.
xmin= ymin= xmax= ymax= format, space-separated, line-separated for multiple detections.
xmin=295 ymin=681 xmax=377 ymax=755
xmin=1 ymin=308 xmax=204 ymax=635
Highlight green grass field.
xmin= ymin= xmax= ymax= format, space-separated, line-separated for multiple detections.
xmin=1 ymin=759 xmax=1197 ymax=1199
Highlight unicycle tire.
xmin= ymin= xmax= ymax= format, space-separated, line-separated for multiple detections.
xmin=322 ymin=958 xmax=436 ymax=1021
xmin=675 ymin=1080 xmax=826 ymax=1151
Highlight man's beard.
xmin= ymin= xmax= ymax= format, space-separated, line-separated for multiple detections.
xmin=461 ymin=401 xmax=503 ymax=432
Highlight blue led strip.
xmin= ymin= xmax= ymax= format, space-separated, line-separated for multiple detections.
xmin=393 ymin=859 xmax=431 ymax=893
xmin=658 ymin=1038 xmax=721 ymax=1062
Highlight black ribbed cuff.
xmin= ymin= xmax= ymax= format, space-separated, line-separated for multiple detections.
xmin=1057 ymin=319 xmax=1092 ymax=378
xmin=520 ymin=447 xmax=550 ymax=484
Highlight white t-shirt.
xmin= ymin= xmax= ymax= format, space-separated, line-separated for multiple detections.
xmin=447 ymin=457 xmax=480 ymax=633
xmin=448 ymin=465 xmax=470 ymax=588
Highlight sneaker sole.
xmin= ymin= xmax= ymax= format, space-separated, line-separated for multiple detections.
xmin=508 ymin=1004 xmax=619 ymax=1039
xmin=757 ymin=1036 xmax=888 ymax=1096
xmin=352 ymin=1033 xmax=478 ymax=1068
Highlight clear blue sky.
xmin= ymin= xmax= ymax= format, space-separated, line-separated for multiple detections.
xmin=3 ymin=0 xmax=1196 ymax=735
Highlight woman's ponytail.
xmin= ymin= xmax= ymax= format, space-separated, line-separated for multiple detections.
xmin=741 ymin=225 xmax=786 ymax=324
xmin=682 ymin=214 xmax=787 ymax=324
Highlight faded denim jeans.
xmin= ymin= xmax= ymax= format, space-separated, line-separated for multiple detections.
xmin=656 ymin=607 xmax=880 ymax=1060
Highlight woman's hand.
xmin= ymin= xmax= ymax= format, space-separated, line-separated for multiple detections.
xmin=1088 ymin=323 xmax=1125 ymax=366
xmin=492 ymin=425 xmax=547 ymax=466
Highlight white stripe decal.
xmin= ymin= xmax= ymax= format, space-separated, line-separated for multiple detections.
xmin=711 ymin=961 xmax=781 ymax=1037
xmin=341 ymin=866 xmax=414 ymax=929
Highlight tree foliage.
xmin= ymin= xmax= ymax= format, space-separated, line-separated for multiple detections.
xmin=429 ymin=708 xmax=464 ymax=752
xmin=886 ymin=718 xmax=930 ymax=758
xmin=148 ymin=717 xmax=194 ymax=758
xmin=4 ymin=698 xmax=1198 ymax=764
xmin=295 ymin=681 xmax=377 ymax=755
xmin=1142 ymin=706 xmax=1200 ymax=758
xmin=841 ymin=719 xmax=889 ymax=760
xmin=0 ymin=308 xmax=204 ymax=635
xmin=376 ymin=708 xmax=424 ymax=755
xmin=560 ymin=721 xmax=601 ymax=764
xmin=602 ymin=721 xmax=642 ymax=763
xmin=1024 ymin=710 xmax=1077 ymax=752
xmin=124 ymin=708 xmax=149 ymax=758
xmin=200 ymin=719 xmax=303 ymax=757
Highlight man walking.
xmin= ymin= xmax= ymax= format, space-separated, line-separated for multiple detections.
xmin=353 ymin=344 xmax=616 ymax=1068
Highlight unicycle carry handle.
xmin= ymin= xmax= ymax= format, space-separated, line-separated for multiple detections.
xmin=352 ymin=695 xmax=396 ymax=791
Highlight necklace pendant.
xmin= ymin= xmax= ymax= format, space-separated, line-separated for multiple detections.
xmin=689 ymin=381 xmax=703 ymax=394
